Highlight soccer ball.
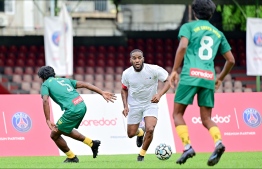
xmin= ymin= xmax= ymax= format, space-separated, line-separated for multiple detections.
xmin=155 ymin=143 xmax=172 ymax=160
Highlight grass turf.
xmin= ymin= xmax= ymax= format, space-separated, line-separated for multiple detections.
xmin=0 ymin=152 xmax=261 ymax=168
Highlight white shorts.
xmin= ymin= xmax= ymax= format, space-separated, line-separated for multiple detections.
xmin=127 ymin=104 xmax=158 ymax=124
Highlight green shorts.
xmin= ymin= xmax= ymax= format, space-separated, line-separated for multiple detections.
xmin=174 ymin=84 xmax=214 ymax=108
xmin=56 ymin=102 xmax=87 ymax=134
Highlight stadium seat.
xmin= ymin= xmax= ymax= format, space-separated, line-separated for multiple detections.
xmin=75 ymin=67 xmax=85 ymax=74
xmin=0 ymin=45 xmax=7 ymax=53
xmin=94 ymin=81 xmax=104 ymax=89
xmin=23 ymin=74 xmax=33 ymax=82
xmin=107 ymin=59 xmax=115 ymax=67
xmin=104 ymin=81 xmax=114 ymax=91
xmin=146 ymin=38 xmax=154 ymax=46
xmin=234 ymin=88 xmax=243 ymax=93
xmin=26 ymin=59 xmax=35 ymax=67
xmin=17 ymin=53 xmax=26 ymax=60
xmin=96 ymin=59 xmax=105 ymax=67
xmin=9 ymin=45 xmax=17 ymax=53
xmin=4 ymin=67 xmax=13 ymax=75
xmin=117 ymin=46 xmax=126 ymax=53
xmin=244 ymin=88 xmax=253 ymax=92
xmin=105 ymin=67 xmax=114 ymax=74
xmin=107 ymin=53 xmax=115 ymax=60
xmin=105 ymin=74 xmax=114 ymax=82
xmin=76 ymin=59 xmax=85 ymax=67
xmin=14 ymin=67 xmax=23 ymax=75
xmin=36 ymin=59 xmax=45 ymax=66
xmin=29 ymin=45 xmax=38 ymax=53
xmin=21 ymin=82 xmax=31 ymax=91
xmin=115 ymin=67 xmax=123 ymax=74
xmin=115 ymin=74 xmax=122 ymax=82
xmin=84 ymin=74 xmax=94 ymax=83
xmin=24 ymin=67 xmax=34 ymax=75
xmin=96 ymin=67 xmax=105 ymax=74
xmin=31 ymin=82 xmax=41 ymax=91
xmin=224 ymin=81 xmax=233 ymax=90
xmin=86 ymin=59 xmax=95 ymax=67
xmin=30 ymin=89 xmax=39 ymax=94
xmin=164 ymin=39 xmax=173 ymax=46
xmin=224 ymin=88 xmax=233 ymax=93
xmin=114 ymin=82 xmax=122 ymax=90
xmin=234 ymin=80 xmax=243 ymax=90
xmin=16 ymin=59 xmax=25 ymax=67
xmin=98 ymin=46 xmax=106 ymax=53
xmin=165 ymin=66 xmax=172 ymax=73
xmin=224 ymin=74 xmax=232 ymax=82
xmin=19 ymin=45 xmax=28 ymax=53
xmin=12 ymin=75 xmax=22 ymax=83
xmin=86 ymin=67 xmax=95 ymax=74
xmin=88 ymin=46 xmax=96 ymax=53
xmin=0 ymin=53 xmax=5 ymax=60
xmin=74 ymin=74 xmax=84 ymax=81
xmin=108 ymin=46 xmax=116 ymax=53
xmin=38 ymin=53 xmax=45 ymax=60
xmin=77 ymin=52 xmax=85 ymax=60
xmin=116 ymin=60 xmax=125 ymax=67
xmin=95 ymin=74 xmax=104 ymax=81
xmin=5 ymin=58 xmax=15 ymax=67
xmin=0 ymin=59 xmax=4 ymax=66
xmin=33 ymin=74 xmax=42 ymax=82
xmin=34 ymin=67 xmax=41 ymax=74
xmin=78 ymin=46 xmax=87 ymax=53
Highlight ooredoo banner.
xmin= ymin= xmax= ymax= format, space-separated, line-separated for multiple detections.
xmin=51 ymin=94 xmax=176 ymax=156
xmin=166 ymin=93 xmax=262 ymax=153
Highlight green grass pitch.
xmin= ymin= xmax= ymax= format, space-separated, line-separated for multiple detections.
xmin=0 ymin=152 xmax=261 ymax=168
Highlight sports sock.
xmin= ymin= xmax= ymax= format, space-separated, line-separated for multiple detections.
xmin=209 ymin=126 xmax=222 ymax=145
xmin=83 ymin=137 xmax=93 ymax=147
xmin=176 ymin=125 xmax=191 ymax=149
xmin=139 ymin=149 xmax=146 ymax=156
xmin=65 ymin=150 xmax=75 ymax=159
xmin=136 ymin=128 xmax=144 ymax=137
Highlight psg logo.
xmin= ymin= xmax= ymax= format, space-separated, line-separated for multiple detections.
xmin=253 ymin=32 xmax=262 ymax=46
xmin=243 ymin=108 xmax=261 ymax=128
xmin=52 ymin=31 xmax=60 ymax=46
xmin=12 ymin=112 xmax=32 ymax=132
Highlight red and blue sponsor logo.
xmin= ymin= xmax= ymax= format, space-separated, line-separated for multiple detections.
xmin=243 ymin=108 xmax=261 ymax=128
xmin=12 ymin=112 xmax=32 ymax=132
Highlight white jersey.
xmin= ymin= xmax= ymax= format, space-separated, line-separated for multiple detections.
xmin=121 ymin=63 xmax=168 ymax=107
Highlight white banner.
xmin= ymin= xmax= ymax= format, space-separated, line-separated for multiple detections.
xmin=44 ymin=3 xmax=73 ymax=76
xmin=246 ymin=18 xmax=262 ymax=75
xmin=51 ymin=94 xmax=176 ymax=156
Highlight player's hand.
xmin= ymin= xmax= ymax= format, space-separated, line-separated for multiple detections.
xmin=122 ymin=107 xmax=129 ymax=117
xmin=47 ymin=120 xmax=58 ymax=132
xmin=215 ymin=79 xmax=222 ymax=90
xmin=169 ymin=71 xmax=179 ymax=88
xmin=151 ymin=94 xmax=161 ymax=103
xmin=102 ymin=91 xmax=117 ymax=103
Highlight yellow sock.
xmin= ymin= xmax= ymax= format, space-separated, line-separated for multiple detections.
xmin=136 ymin=128 xmax=144 ymax=137
xmin=65 ymin=150 xmax=75 ymax=159
xmin=209 ymin=126 xmax=222 ymax=143
xmin=176 ymin=125 xmax=191 ymax=146
xmin=139 ymin=149 xmax=146 ymax=156
xmin=83 ymin=137 xmax=93 ymax=147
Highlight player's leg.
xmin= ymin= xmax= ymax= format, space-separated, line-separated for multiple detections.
xmin=136 ymin=118 xmax=145 ymax=147
xmin=174 ymin=84 xmax=197 ymax=164
xmin=137 ymin=115 xmax=157 ymax=161
xmin=63 ymin=104 xmax=101 ymax=158
xmin=198 ymin=88 xmax=225 ymax=166
xmin=127 ymin=107 xmax=145 ymax=140
xmin=50 ymin=129 xmax=79 ymax=163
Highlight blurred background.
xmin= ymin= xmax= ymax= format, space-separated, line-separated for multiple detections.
xmin=0 ymin=0 xmax=261 ymax=94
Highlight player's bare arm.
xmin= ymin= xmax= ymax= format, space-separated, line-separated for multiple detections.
xmin=216 ymin=51 xmax=235 ymax=89
xmin=121 ymin=87 xmax=129 ymax=117
xmin=151 ymin=78 xmax=170 ymax=103
xmin=42 ymin=95 xmax=57 ymax=132
xmin=169 ymin=37 xmax=189 ymax=88
xmin=76 ymin=81 xmax=116 ymax=103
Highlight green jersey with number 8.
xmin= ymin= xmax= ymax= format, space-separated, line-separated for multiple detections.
xmin=178 ymin=20 xmax=231 ymax=90
xmin=41 ymin=77 xmax=84 ymax=111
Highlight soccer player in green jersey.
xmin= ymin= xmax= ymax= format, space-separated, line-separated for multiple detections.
xmin=38 ymin=66 xmax=116 ymax=163
xmin=168 ymin=0 xmax=235 ymax=166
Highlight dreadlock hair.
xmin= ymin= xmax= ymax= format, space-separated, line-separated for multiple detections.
xmin=130 ymin=49 xmax=143 ymax=57
xmin=38 ymin=66 xmax=56 ymax=80
xmin=192 ymin=0 xmax=216 ymax=20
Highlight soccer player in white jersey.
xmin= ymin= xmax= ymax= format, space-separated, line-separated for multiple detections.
xmin=121 ymin=49 xmax=170 ymax=161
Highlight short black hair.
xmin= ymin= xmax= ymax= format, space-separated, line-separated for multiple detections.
xmin=38 ymin=66 xmax=55 ymax=80
xmin=130 ymin=49 xmax=143 ymax=57
xmin=192 ymin=0 xmax=216 ymax=20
